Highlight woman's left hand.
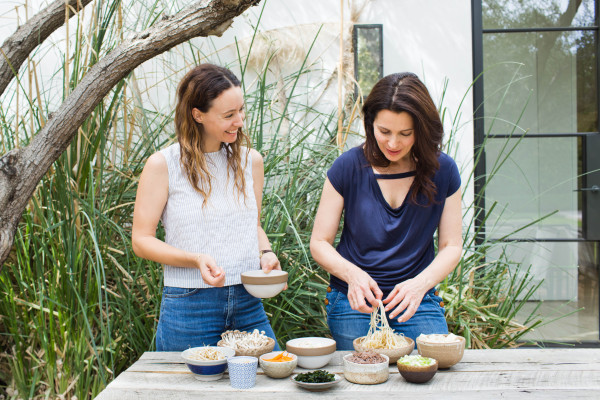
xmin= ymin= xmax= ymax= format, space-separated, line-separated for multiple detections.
xmin=260 ymin=251 xmax=280 ymax=273
xmin=382 ymin=278 xmax=429 ymax=323
xmin=260 ymin=252 xmax=287 ymax=290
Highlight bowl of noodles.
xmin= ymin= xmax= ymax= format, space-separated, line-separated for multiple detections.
xmin=181 ymin=346 xmax=236 ymax=381
xmin=352 ymin=300 xmax=414 ymax=364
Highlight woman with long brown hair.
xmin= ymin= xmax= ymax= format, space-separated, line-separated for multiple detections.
xmin=132 ymin=64 xmax=281 ymax=351
xmin=310 ymin=72 xmax=462 ymax=349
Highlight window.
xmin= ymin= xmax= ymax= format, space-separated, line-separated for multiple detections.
xmin=473 ymin=0 xmax=600 ymax=344
xmin=353 ymin=24 xmax=383 ymax=98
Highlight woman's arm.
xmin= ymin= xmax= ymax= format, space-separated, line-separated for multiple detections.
xmin=131 ymin=152 xmax=225 ymax=286
xmin=250 ymin=149 xmax=281 ymax=273
xmin=310 ymin=178 xmax=383 ymax=313
xmin=383 ymin=188 xmax=463 ymax=321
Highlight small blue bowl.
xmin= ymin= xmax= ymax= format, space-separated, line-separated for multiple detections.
xmin=181 ymin=346 xmax=236 ymax=381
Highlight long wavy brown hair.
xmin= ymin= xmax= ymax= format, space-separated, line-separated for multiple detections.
xmin=174 ymin=64 xmax=251 ymax=205
xmin=362 ymin=72 xmax=443 ymax=206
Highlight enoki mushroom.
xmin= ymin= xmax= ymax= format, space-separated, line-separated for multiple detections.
xmin=362 ymin=300 xmax=408 ymax=349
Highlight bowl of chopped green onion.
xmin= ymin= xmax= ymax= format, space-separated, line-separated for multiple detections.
xmin=396 ymin=355 xmax=438 ymax=383
xmin=290 ymin=370 xmax=342 ymax=391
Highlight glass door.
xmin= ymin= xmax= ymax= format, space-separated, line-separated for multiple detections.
xmin=474 ymin=0 xmax=600 ymax=343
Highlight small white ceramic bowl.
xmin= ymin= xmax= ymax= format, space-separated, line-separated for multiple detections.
xmin=241 ymin=270 xmax=288 ymax=298
xmin=343 ymin=353 xmax=390 ymax=384
xmin=181 ymin=346 xmax=236 ymax=381
xmin=259 ymin=351 xmax=298 ymax=378
xmin=285 ymin=337 xmax=336 ymax=369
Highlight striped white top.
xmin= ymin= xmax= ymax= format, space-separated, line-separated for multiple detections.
xmin=160 ymin=143 xmax=260 ymax=288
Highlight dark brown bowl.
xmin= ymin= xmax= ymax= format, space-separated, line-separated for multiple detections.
xmin=397 ymin=358 xmax=438 ymax=383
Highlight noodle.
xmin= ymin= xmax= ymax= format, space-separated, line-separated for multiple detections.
xmin=361 ymin=300 xmax=408 ymax=349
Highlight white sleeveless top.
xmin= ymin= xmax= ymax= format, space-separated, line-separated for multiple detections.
xmin=159 ymin=143 xmax=259 ymax=288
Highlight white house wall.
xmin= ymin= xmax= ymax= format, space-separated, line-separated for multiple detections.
xmin=205 ymin=0 xmax=476 ymax=226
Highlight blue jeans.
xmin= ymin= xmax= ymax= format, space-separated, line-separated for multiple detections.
xmin=156 ymin=284 xmax=280 ymax=351
xmin=326 ymin=287 xmax=448 ymax=350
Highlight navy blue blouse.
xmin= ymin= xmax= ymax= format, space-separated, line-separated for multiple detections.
xmin=326 ymin=145 xmax=461 ymax=296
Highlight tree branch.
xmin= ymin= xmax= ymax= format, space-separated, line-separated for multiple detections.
xmin=0 ymin=0 xmax=93 ymax=97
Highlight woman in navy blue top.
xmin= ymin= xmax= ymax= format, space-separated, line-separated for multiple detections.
xmin=310 ymin=72 xmax=462 ymax=349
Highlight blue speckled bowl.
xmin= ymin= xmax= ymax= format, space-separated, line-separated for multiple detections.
xmin=181 ymin=346 xmax=236 ymax=381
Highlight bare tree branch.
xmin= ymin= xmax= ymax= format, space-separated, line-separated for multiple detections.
xmin=0 ymin=0 xmax=93 ymax=97
xmin=0 ymin=0 xmax=262 ymax=267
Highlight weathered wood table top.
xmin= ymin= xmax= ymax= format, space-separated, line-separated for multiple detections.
xmin=95 ymin=348 xmax=600 ymax=399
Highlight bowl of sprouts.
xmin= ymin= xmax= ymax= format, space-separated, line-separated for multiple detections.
xmin=416 ymin=333 xmax=465 ymax=369
xmin=353 ymin=300 xmax=414 ymax=364
xmin=397 ymin=355 xmax=438 ymax=383
xmin=285 ymin=337 xmax=336 ymax=369
xmin=181 ymin=346 xmax=236 ymax=381
xmin=217 ymin=329 xmax=276 ymax=358
xmin=241 ymin=270 xmax=288 ymax=298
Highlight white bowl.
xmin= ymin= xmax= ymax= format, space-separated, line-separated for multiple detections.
xmin=181 ymin=346 xmax=236 ymax=381
xmin=241 ymin=270 xmax=288 ymax=298
xmin=285 ymin=337 xmax=336 ymax=369
xmin=343 ymin=353 xmax=389 ymax=384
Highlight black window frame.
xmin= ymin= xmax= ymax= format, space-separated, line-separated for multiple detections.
xmin=353 ymin=24 xmax=384 ymax=98
xmin=471 ymin=0 xmax=600 ymax=347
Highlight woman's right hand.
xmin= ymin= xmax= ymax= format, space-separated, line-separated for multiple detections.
xmin=195 ymin=254 xmax=225 ymax=287
xmin=346 ymin=267 xmax=383 ymax=313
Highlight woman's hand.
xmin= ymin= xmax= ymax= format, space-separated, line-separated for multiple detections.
xmin=260 ymin=251 xmax=280 ymax=273
xmin=195 ymin=254 xmax=225 ymax=287
xmin=347 ymin=268 xmax=383 ymax=313
xmin=383 ymin=278 xmax=428 ymax=322
xmin=260 ymin=251 xmax=288 ymax=290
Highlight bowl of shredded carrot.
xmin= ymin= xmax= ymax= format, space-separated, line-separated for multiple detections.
xmin=259 ymin=351 xmax=298 ymax=378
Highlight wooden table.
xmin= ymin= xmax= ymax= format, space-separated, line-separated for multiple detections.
xmin=95 ymin=349 xmax=600 ymax=399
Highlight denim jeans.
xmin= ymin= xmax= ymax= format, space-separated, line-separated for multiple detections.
xmin=155 ymin=284 xmax=280 ymax=351
xmin=326 ymin=287 xmax=448 ymax=350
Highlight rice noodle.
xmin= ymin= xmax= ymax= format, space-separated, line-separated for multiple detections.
xmin=362 ymin=300 xmax=408 ymax=349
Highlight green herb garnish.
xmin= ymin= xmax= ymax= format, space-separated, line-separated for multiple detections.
xmin=294 ymin=370 xmax=335 ymax=383
xmin=397 ymin=355 xmax=436 ymax=366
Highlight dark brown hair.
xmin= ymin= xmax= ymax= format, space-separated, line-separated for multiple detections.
xmin=362 ymin=72 xmax=443 ymax=206
xmin=174 ymin=64 xmax=251 ymax=205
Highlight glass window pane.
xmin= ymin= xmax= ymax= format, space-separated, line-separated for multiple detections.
xmin=483 ymin=30 xmax=597 ymax=135
xmin=353 ymin=25 xmax=383 ymax=97
xmin=484 ymin=137 xmax=580 ymax=239
xmin=488 ymin=241 xmax=599 ymax=341
xmin=483 ymin=0 xmax=596 ymax=29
